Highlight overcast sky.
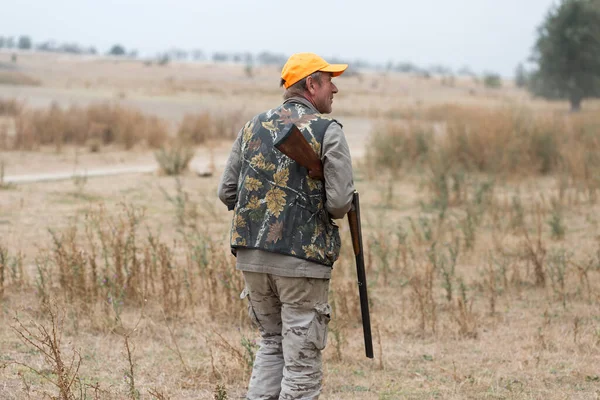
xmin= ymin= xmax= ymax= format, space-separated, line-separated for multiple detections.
xmin=3 ymin=0 xmax=557 ymax=76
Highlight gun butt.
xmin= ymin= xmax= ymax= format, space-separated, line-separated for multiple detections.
xmin=274 ymin=124 xmax=324 ymax=180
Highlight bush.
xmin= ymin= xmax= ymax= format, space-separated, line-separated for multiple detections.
xmin=483 ymin=73 xmax=502 ymax=88
xmin=366 ymin=104 xmax=600 ymax=181
xmin=177 ymin=112 xmax=214 ymax=144
xmin=154 ymin=143 xmax=195 ymax=175
xmin=176 ymin=111 xmax=245 ymax=144
xmin=5 ymin=101 xmax=169 ymax=151
xmin=366 ymin=121 xmax=433 ymax=174
xmin=108 ymin=44 xmax=126 ymax=56
xmin=0 ymin=98 xmax=22 ymax=115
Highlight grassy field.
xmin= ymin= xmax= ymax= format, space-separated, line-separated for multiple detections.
xmin=1 ymin=50 xmax=600 ymax=399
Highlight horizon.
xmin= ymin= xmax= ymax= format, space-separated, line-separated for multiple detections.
xmin=2 ymin=0 xmax=558 ymax=78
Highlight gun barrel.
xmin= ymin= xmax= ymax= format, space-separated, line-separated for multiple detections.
xmin=349 ymin=192 xmax=374 ymax=358
xmin=274 ymin=124 xmax=373 ymax=359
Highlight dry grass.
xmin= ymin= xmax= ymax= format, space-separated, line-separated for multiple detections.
xmin=0 ymin=98 xmax=23 ymax=115
xmin=0 ymin=71 xmax=42 ymax=87
xmin=5 ymin=101 xmax=170 ymax=152
xmin=366 ymin=105 xmax=600 ymax=201
xmin=1 ymin=54 xmax=600 ymax=399
xmin=0 ymin=99 xmax=252 ymax=154
xmin=177 ymin=110 xmax=247 ymax=145
xmin=33 ymin=201 xmax=243 ymax=323
xmin=154 ymin=143 xmax=195 ymax=175
xmin=2 ymin=159 xmax=599 ymax=398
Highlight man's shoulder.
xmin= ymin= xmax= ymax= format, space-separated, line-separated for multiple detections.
xmin=314 ymin=115 xmax=343 ymax=130
xmin=323 ymin=116 xmax=343 ymax=129
xmin=243 ymin=108 xmax=277 ymax=129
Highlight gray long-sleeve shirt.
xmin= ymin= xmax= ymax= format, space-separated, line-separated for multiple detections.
xmin=217 ymin=96 xmax=355 ymax=279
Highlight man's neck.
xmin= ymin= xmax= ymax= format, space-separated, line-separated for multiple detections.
xmin=285 ymin=95 xmax=318 ymax=113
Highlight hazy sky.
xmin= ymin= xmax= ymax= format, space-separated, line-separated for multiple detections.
xmin=4 ymin=0 xmax=557 ymax=76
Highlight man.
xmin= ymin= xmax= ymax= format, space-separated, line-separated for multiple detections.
xmin=218 ymin=52 xmax=355 ymax=400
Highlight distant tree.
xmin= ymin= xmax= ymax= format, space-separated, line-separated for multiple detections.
xmin=0 ymin=36 xmax=5 ymax=48
xmin=256 ymin=51 xmax=286 ymax=65
xmin=5 ymin=37 xmax=15 ymax=49
xmin=167 ymin=48 xmax=187 ymax=60
xmin=157 ymin=53 xmax=170 ymax=66
xmin=483 ymin=72 xmax=502 ymax=88
xmin=191 ymin=49 xmax=205 ymax=61
xmin=36 ymin=41 xmax=57 ymax=52
xmin=457 ymin=65 xmax=477 ymax=77
xmin=415 ymin=68 xmax=431 ymax=79
xmin=429 ymin=64 xmax=453 ymax=75
xmin=514 ymin=63 xmax=529 ymax=88
xmin=108 ymin=44 xmax=126 ymax=56
xmin=243 ymin=52 xmax=254 ymax=65
xmin=396 ymin=62 xmax=418 ymax=73
xmin=60 ymin=43 xmax=84 ymax=54
xmin=528 ymin=0 xmax=600 ymax=111
xmin=212 ymin=52 xmax=229 ymax=62
xmin=353 ymin=59 xmax=371 ymax=70
xmin=17 ymin=36 xmax=32 ymax=50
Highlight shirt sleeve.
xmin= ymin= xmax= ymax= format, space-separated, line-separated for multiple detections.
xmin=217 ymin=129 xmax=243 ymax=209
xmin=322 ymin=121 xmax=355 ymax=219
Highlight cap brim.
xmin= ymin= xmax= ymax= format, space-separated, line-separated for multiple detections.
xmin=320 ymin=63 xmax=348 ymax=77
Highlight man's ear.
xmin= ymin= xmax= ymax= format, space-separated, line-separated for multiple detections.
xmin=305 ymin=75 xmax=317 ymax=95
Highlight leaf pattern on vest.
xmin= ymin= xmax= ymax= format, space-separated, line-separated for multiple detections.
xmin=273 ymin=168 xmax=289 ymax=187
xmin=250 ymin=153 xmax=276 ymax=171
xmin=245 ymin=177 xmax=263 ymax=191
xmin=247 ymin=196 xmax=261 ymax=210
xmin=261 ymin=120 xmax=277 ymax=132
xmin=230 ymin=101 xmax=341 ymax=266
xmin=267 ymin=220 xmax=283 ymax=243
xmin=310 ymin=137 xmax=321 ymax=156
xmin=265 ymin=187 xmax=286 ymax=217
xmin=242 ymin=120 xmax=254 ymax=147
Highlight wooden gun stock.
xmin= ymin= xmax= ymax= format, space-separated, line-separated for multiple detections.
xmin=273 ymin=124 xmax=324 ymax=180
xmin=274 ymin=123 xmax=374 ymax=359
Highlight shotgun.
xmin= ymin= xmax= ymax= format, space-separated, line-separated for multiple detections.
xmin=274 ymin=123 xmax=374 ymax=359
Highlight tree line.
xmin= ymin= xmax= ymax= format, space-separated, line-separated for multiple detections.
xmin=3 ymin=0 xmax=599 ymax=111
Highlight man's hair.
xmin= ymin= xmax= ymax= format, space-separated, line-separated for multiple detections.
xmin=281 ymin=71 xmax=322 ymax=100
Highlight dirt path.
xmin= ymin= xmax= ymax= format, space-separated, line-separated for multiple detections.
xmin=3 ymin=164 xmax=157 ymax=183
xmin=2 ymin=152 xmax=215 ymax=184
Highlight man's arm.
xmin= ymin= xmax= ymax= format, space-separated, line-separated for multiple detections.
xmin=322 ymin=122 xmax=354 ymax=219
xmin=217 ymin=129 xmax=243 ymax=210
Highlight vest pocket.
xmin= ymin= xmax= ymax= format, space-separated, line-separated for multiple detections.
xmin=306 ymin=303 xmax=332 ymax=350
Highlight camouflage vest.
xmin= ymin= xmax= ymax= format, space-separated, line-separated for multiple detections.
xmin=230 ymin=101 xmax=341 ymax=266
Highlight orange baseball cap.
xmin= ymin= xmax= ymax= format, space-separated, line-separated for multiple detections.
xmin=281 ymin=53 xmax=348 ymax=89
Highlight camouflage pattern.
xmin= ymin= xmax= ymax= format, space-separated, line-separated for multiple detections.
xmin=242 ymin=271 xmax=330 ymax=400
xmin=230 ymin=101 xmax=341 ymax=266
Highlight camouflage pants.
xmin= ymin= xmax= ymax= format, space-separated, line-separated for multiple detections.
xmin=241 ymin=271 xmax=331 ymax=400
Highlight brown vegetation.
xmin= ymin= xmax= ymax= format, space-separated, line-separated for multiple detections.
xmin=177 ymin=110 xmax=246 ymax=145
xmin=1 ymin=57 xmax=600 ymax=399
xmin=0 ymin=71 xmax=42 ymax=87
xmin=0 ymin=99 xmax=248 ymax=153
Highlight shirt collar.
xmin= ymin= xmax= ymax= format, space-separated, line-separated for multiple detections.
xmin=283 ymin=96 xmax=318 ymax=114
